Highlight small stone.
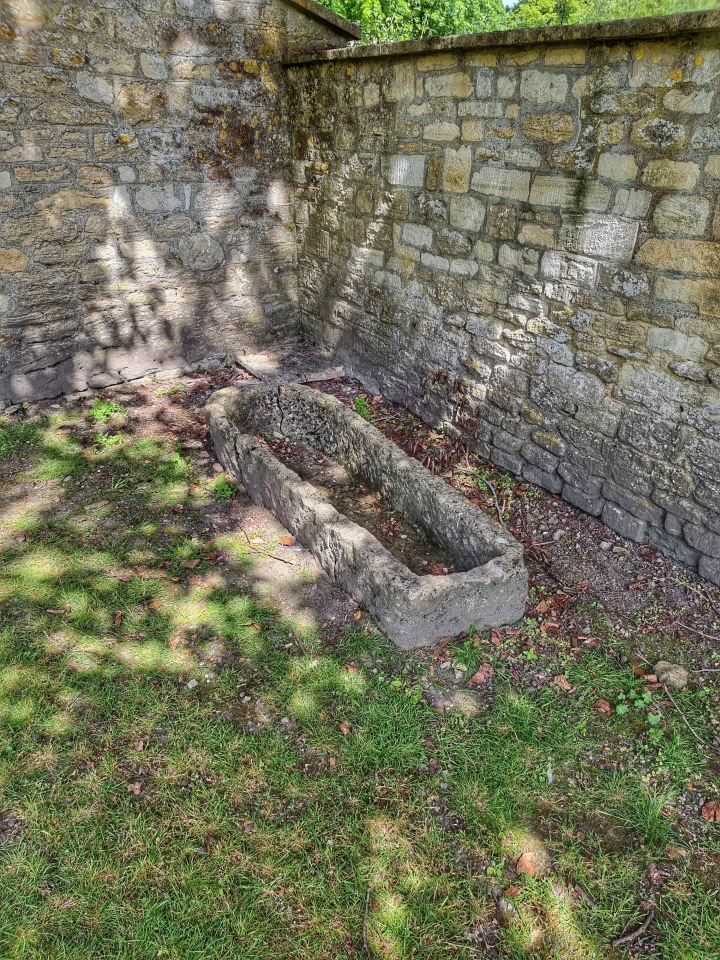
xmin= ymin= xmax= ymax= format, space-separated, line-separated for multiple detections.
xmin=654 ymin=661 xmax=688 ymax=691
xmin=187 ymin=678 xmax=199 ymax=689
xmin=179 ymin=233 xmax=225 ymax=271
xmin=599 ymin=541 xmax=612 ymax=551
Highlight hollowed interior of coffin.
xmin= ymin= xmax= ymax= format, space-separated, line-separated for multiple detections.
xmin=214 ymin=382 xmax=518 ymax=574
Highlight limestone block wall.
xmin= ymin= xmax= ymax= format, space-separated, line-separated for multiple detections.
xmin=0 ymin=0 xmax=357 ymax=403
xmin=287 ymin=11 xmax=720 ymax=586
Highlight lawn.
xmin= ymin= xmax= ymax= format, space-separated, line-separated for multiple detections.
xmin=1 ymin=369 xmax=719 ymax=959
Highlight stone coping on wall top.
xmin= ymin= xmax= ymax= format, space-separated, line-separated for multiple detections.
xmin=282 ymin=0 xmax=362 ymax=39
xmin=284 ymin=7 xmax=720 ymax=64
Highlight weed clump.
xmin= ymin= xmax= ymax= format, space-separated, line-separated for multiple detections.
xmin=88 ymin=398 xmax=126 ymax=423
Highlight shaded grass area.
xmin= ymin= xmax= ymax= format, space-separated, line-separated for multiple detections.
xmin=1 ymin=399 xmax=719 ymax=960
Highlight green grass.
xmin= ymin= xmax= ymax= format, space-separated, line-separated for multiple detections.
xmin=353 ymin=396 xmax=373 ymax=421
xmin=88 ymin=398 xmax=126 ymax=423
xmin=213 ymin=475 xmax=237 ymax=502
xmin=1 ymin=404 xmax=719 ymax=959
xmin=0 ymin=418 xmax=40 ymax=460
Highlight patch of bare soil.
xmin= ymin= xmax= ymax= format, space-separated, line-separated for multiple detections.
xmin=262 ymin=435 xmax=455 ymax=575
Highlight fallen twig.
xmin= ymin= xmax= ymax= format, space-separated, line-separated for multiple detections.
xmin=612 ymin=910 xmax=654 ymax=948
xmin=238 ymin=523 xmax=296 ymax=566
xmin=675 ymin=620 xmax=719 ymax=643
xmin=680 ymin=580 xmax=720 ymax=616
xmin=663 ymin=687 xmax=720 ymax=755
xmin=478 ymin=476 xmax=504 ymax=527
xmin=362 ymin=888 xmax=372 ymax=959
xmin=573 ymin=884 xmax=597 ymax=909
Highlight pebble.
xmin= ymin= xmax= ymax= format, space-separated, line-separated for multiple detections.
xmin=599 ymin=541 xmax=611 ymax=551
xmin=187 ymin=679 xmax=198 ymax=689
xmin=654 ymin=661 xmax=689 ymax=691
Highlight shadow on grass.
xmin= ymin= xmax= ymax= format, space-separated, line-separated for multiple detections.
xmin=1 ymin=410 xmax=718 ymax=959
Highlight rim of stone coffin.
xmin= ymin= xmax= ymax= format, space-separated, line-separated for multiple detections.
xmin=284 ymin=9 xmax=720 ymax=64
xmin=206 ymin=383 xmax=527 ymax=648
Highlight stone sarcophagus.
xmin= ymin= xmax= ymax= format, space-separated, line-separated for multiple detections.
xmin=206 ymin=383 xmax=527 ymax=647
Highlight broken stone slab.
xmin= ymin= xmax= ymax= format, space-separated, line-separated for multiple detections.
xmin=206 ymin=383 xmax=527 ymax=648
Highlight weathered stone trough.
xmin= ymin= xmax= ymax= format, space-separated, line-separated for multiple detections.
xmin=206 ymin=384 xmax=527 ymax=648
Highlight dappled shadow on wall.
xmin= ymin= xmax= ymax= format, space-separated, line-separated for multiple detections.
xmin=1 ymin=0 xmax=297 ymax=404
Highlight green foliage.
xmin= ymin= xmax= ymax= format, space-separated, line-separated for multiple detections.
xmin=94 ymin=432 xmax=124 ymax=450
xmin=353 ymin=396 xmax=373 ymax=421
xmin=88 ymin=398 xmax=126 ymax=423
xmin=323 ymin=0 xmax=718 ymax=42
xmin=507 ymin=0 xmax=718 ymax=29
xmin=213 ymin=475 xmax=237 ymax=501
xmin=0 ymin=419 xmax=40 ymax=460
xmin=325 ymin=0 xmax=506 ymax=42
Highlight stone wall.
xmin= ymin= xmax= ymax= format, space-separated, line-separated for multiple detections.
xmin=0 ymin=0 xmax=357 ymax=403
xmin=287 ymin=12 xmax=720 ymax=586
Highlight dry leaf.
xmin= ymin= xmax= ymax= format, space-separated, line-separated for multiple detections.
xmin=243 ymin=821 xmax=256 ymax=834
xmin=149 ymin=599 xmax=162 ymax=611
xmin=353 ymin=610 xmax=362 ymax=620
xmin=427 ymin=757 xmax=440 ymax=771
xmin=46 ymin=605 xmax=71 ymax=614
xmin=647 ymin=863 xmax=662 ymax=886
xmin=553 ymin=674 xmax=575 ymax=693
xmin=535 ymin=600 xmax=549 ymax=614
xmin=701 ymin=800 xmax=720 ymax=822
xmin=594 ymin=699 xmax=612 ymax=714
xmin=468 ymin=663 xmax=494 ymax=686
xmin=180 ymin=559 xmax=200 ymax=569
xmin=339 ymin=722 xmax=351 ymax=736
xmin=114 ymin=611 xmax=124 ymax=626
xmin=505 ymin=885 xmax=522 ymax=898
xmin=516 ymin=851 xmax=540 ymax=877
xmin=280 ymin=536 xmax=294 ymax=546
xmin=134 ymin=740 xmax=144 ymax=752
xmin=328 ymin=757 xmax=337 ymax=768
xmin=127 ymin=782 xmax=142 ymax=796
xmin=204 ymin=551 xmax=219 ymax=561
